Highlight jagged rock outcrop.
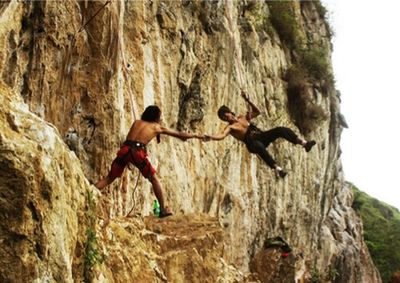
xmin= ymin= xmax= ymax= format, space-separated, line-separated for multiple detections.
xmin=93 ymin=214 xmax=254 ymax=283
xmin=0 ymin=1 xmax=381 ymax=282
xmin=0 ymin=82 xmax=89 ymax=282
xmin=0 ymin=82 xmax=250 ymax=282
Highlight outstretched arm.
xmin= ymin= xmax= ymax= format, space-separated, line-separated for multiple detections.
xmin=241 ymin=90 xmax=261 ymax=120
xmin=205 ymin=126 xmax=231 ymax=141
xmin=159 ymin=126 xmax=203 ymax=141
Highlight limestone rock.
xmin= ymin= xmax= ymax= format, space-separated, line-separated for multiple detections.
xmin=0 ymin=82 xmax=91 ymax=282
xmin=0 ymin=1 xmax=381 ymax=282
xmin=93 ymin=214 xmax=255 ymax=283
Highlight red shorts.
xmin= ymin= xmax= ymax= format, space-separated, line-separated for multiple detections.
xmin=107 ymin=145 xmax=156 ymax=180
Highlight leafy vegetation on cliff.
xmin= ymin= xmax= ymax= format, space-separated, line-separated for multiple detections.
xmin=351 ymin=184 xmax=400 ymax=283
xmin=267 ymin=1 xmax=300 ymax=48
xmin=84 ymin=190 xmax=105 ymax=282
xmin=265 ymin=0 xmax=333 ymax=135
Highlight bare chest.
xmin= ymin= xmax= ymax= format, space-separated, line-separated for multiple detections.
xmin=230 ymin=119 xmax=249 ymax=140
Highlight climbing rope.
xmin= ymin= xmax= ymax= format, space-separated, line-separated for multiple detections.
xmin=60 ymin=0 xmax=111 ymax=88
xmin=233 ymin=49 xmax=255 ymax=114
xmin=74 ymin=0 xmax=142 ymax=216
xmin=125 ymin=169 xmax=141 ymax=217
xmin=77 ymin=0 xmax=112 ymax=34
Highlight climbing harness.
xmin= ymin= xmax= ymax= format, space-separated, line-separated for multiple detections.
xmin=115 ymin=141 xmax=148 ymax=217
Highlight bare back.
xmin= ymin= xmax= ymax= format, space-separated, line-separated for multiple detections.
xmin=126 ymin=120 xmax=161 ymax=145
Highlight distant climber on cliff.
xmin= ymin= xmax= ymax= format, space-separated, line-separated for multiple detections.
xmin=94 ymin=105 xmax=204 ymax=217
xmin=204 ymin=90 xmax=316 ymax=178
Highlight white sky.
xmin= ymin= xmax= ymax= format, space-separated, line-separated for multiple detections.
xmin=321 ymin=0 xmax=400 ymax=209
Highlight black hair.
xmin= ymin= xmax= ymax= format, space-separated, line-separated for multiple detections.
xmin=217 ymin=105 xmax=232 ymax=120
xmin=141 ymin=105 xmax=161 ymax=143
xmin=141 ymin=105 xmax=161 ymax=122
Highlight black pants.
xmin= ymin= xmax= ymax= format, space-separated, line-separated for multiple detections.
xmin=245 ymin=127 xmax=299 ymax=168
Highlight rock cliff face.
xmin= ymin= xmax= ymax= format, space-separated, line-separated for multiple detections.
xmin=0 ymin=1 xmax=381 ymax=282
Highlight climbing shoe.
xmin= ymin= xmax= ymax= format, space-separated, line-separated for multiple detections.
xmin=304 ymin=140 xmax=316 ymax=152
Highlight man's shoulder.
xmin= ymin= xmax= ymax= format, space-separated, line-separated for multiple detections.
xmin=151 ymin=122 xmax=164 ymax=133
xmin=133 ymin=120 xmax=160 ymax=133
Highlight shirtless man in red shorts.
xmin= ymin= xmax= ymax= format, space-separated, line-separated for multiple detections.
xmin=95 ymin=105 xmax=204 ymax=217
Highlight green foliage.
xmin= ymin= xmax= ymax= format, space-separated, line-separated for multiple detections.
xmin=285 ymin=65 xmax=328 ymax=135
xmin=284 ymin=42 xmax=334 ymax=135
xmin=314 ymin=0 xmax=327 ymax=19
xmin=264 ymin=1 xmax=335 ymax=134
xmin=239 ymin=1 xmax=275 ymax=41
xmin=297 ymin=43 xmax=336 ymax=101
xmin=325 ymin=267 xmax=339 ymax=281
xmin=266 ymin=0 xmax=333 ymax=47
xmin=85 ymin=228 xmax=104 ymax=270
xmin=84 ymin=190 xmax=104 ymax=282
xmin=310 ymin=265 xmax=322 ymax=283
xmin=244 ymin=1 xmax=268 ymax=31
xmin=298 ymin=46 xmax=332 ymax=82
xmin=267 ymin=1 xmax=300 ymax=48
xmin=309 ymin=265 xmax=339 ymax=282
xmin=351 ymin=184 xmax=400 ymax=283
xmin=314 ymin=0 xmax=334 ymax=39
xmin=86 ymin=190 xmax=96 ymax=224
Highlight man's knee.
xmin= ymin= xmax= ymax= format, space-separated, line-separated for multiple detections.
xmin=106 ymin=175 xmax=117 ymax=185
xmin=275 ymin=126 xmax=297 ymax=140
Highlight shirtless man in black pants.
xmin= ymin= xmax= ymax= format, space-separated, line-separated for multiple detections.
xmin=205 ymin=91 xmax=316 ymax=178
